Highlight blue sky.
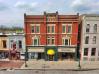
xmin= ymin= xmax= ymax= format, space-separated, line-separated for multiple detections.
xmin=0 ymin=0 xmax=99 ymax=27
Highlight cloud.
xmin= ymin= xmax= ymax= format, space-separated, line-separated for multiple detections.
xmin=0 ymin=2 xmax=9 ymax=11
xmin=14 ymin=1 xmax=38 ymax=11
xmin=71 ymin=0 xmax=99 ymax=13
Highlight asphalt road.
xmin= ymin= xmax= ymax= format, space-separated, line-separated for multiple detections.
xmin=0 ymin=69 xmax=99 ymax=74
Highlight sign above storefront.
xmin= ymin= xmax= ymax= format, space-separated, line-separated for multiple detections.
xmin=47 ymin=49 xmax=55 ymax=55
xmin=58 ymin=48 xmax=75 ymax=53
xmin=28 ymin=47 xmax=44 ymax=52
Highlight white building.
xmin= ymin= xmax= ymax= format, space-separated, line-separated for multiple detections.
xmin=80 ymin=14 xmax=99 ymax=61
xmin=7 ymin=33 xmax=25 ymax=60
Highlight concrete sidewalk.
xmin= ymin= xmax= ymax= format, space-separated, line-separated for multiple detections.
xmin=21 ymin=60 xmax=99 ymax=70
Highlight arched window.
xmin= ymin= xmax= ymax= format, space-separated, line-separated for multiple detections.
xmin=33 ymin=36 xmax=39 ymax=46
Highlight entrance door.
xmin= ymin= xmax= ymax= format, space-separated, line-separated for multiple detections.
xmin=48 ymin=55 xmax=54 ymax=61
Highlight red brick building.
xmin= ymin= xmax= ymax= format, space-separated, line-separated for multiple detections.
xmin=24 ymin=12 xmax=79 ymax=61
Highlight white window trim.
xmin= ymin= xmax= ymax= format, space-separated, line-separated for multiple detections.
xmin=67 ymin=24 xmax=72 ymax=34
xmin=62 ymin=24 xmax=72 ymax=34
xmin=51 ymin=37 xmax=55 ymax=45
xmin=62 ymin=37 xmax=71 ymax=46
xmin=47 ymin=24 xmax=55 ymax=34
xmin=31 ymin=24 xmax=40 ymax=34
xmin=47 ymin=36 xmax=55 ymax=45
xmin=32 ymin=36 xmax=39 ymax=46
xmin=62 ymin=24 xmax=67 ymax=34
xmin=84 ymin=35 xmax=89 ymax=44
xmin=92 ymin=36 xmax=96 ymax=44
xmin=35 ymin=26 xmax=40 ymax=34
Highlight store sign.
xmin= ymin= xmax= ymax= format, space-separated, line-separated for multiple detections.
xmin=28 ymin=47 xmax=44 ymax=52
xmin=58 ymin=48 xmax=75 ymax=52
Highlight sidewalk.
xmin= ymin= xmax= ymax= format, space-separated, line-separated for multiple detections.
xmin=0 ymin=60 xmax=24 ymax=69
xmin=21 ymin=60 xmax=99 ymax=70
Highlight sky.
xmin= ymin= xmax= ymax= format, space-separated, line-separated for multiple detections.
xmin=0 ymin=0 xmax=99 ymax=27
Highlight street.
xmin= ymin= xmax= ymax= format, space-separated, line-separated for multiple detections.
xmin=0 ymin=69 xmax=99 ymax=74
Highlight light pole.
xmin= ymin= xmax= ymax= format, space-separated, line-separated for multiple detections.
xmin=78 ymin=54 xmax=81 ymax=69
xmin=78 ymin=48 xmax=81 ymax=69
xmin=25 ymin=46 xmax=28 ymax=67
xmin=77 ymin=41 xmax=81 ymax=69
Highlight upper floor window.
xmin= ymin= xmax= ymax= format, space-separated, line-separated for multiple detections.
xmin=92 ymin=36 xmax=96 ymax=44
xmin=93 ymin=24 xmax=97 ymax=33
xmin=86 ymin=24 xmax=90 ymax=33
xmin=47 ymin=37 xmax=55 ymax=45
xmin=84 ymin=48 xmax=88 ymax=56
xmin=62 ymin=25 xmax=66 ymax=33
xmin=2 ymin=40 xmax=7 ymax=48
xmin=67 ymin=25 xmax=72 ymax=33
xmin=62 ymin=24 xmax=72 ymax=33
xmin=85 ymin=36 xmax=89 ymax=44
xmin=31 ymin=26 xmax=35 ymax=33
xmin=35 ymin=26 xmax=40 ymax=33
xmin=47 ymin=26 xmax=50 ymax=33
xmin=52 ymin=37 xmax=55 ymax=45
xmin=91 ymin=48 xmax=96 ymax=56
xmin=31 ymin=24 xmax=40 ymax=33
xmin=47 ymin=37 xmax=50 ymax=45
xmin=18 ymin=40 xmax=22 ymax=49
xmin=52 ymin=26 xmax=55 ymax=33
xmin=62 ymin=38 xmax=70 ymax=45
xmin=33 ymin=37 xmax=39 ymax=46
xmin=10 ymin=40 xmax=14 ymax=48
xmin=47 ymin=24 xmax=55 ymax=33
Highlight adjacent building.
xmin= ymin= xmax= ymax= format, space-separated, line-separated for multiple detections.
xmin=0 ymin=34 xmax=9 ymax=59
xmin=0 ymin=33 xmax=25 ymax=60
xmin=80 ymin=14 xmax=99 ymax=61
xmin=7 ymin=33 xmax=25 ymax=60
xmin=24 ymin=12 xmax=79 ymax=61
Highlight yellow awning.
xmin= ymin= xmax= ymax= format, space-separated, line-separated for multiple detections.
xmin=47 ymin=49 xmax=55 ymax=55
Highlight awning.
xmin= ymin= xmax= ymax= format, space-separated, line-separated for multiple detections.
xmin=47 ymin=49 xmax=55 ymax=55
xmin=0 ymin=49 xmax=9 ymax=52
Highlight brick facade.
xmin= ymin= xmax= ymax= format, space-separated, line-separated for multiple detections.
xmin=24 ymin=12 xmax=79 ymax=61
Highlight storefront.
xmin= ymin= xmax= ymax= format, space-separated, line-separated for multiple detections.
xmin=58 ymin=47 xmax=76 ymax=61
xmin=0 ymin=50 xmax=9 ymax=59
xmin=9 ymin=49 xmax=20 ymax=60
xmin=28 ymin=47 xmax=45 ymax=60
xmin=45 ymin=46 xmax=58 ymax=61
